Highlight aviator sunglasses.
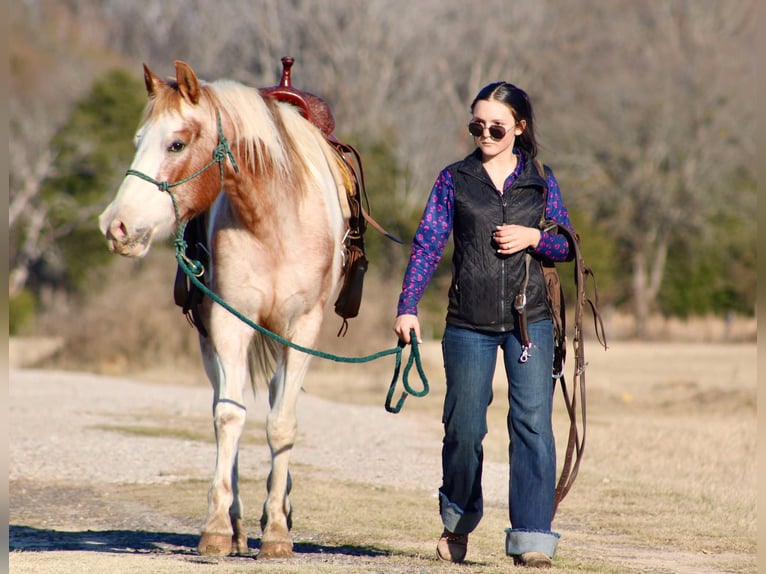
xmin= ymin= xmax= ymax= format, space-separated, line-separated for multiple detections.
xmin=467 ymin=120 xmax=511 ymax=141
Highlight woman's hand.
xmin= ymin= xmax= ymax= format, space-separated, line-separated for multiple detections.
xmin=493 ymin=224 xmax=541 ymax=255
xmin=393 ymin=314 xmax=422 ymax=344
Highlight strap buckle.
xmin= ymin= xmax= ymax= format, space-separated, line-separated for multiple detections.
xmin=519 ymin=343 xmax=532 ymax=363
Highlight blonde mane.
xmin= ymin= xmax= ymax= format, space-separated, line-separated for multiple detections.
xmin=205 ymin=81 xmax=291 ymax=177
xmin=140 ymin=73 xmax=336 ymax=205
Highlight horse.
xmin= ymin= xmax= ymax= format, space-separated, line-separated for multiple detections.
xmin=98 ymin=60 xmax=355 ymax=558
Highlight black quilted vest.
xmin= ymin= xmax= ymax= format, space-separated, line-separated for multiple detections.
xmin=445 ymin=149 xmax=550 ymax=332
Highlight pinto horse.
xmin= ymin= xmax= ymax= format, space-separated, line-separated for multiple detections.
xmin=98 ymin=61 xmax=354 ymax=558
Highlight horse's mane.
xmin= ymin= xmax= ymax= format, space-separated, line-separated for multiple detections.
xmin=139 ymin=74 xmax=343 ymax=221
xmin=142 ymin=75 xmax=328 ymax=184
xmin=205 ymin=81 xmax=292 ymax=177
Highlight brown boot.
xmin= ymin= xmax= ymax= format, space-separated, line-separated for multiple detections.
xmin=436 ymin=529 xmax=468 ymax=563
xmin=513 ymin=551 xmax=552 ymax=568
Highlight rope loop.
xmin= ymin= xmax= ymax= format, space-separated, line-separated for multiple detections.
xmin=384 ymin=329 xmax=429 ymax=413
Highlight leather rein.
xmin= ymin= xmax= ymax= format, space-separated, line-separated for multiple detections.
xmin=548 ymin=220 xmax=607 ymax=513
xmin=514 ymin=161 xmax=608 ymax=514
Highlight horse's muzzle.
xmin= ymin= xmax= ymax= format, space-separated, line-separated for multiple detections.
xmin=101 ymin=215 xmax=154 ymax=257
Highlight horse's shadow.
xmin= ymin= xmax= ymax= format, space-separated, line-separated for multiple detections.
xmin=9 ymin=524 xmax=389 ymax=558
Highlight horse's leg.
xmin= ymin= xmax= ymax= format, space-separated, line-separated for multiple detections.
xmin=258 ymin=311 xmax=322 ymax=559
xmin=257 ymin=354 xmax=301 ymax=558
xmin=229 ymin=452 xmax=248 ymax=553
xmin=198 ymin=320 xmax=252 ymax=556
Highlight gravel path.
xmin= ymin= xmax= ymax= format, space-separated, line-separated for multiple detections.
xmin=9 ymin=368 xmax=508 ymax=497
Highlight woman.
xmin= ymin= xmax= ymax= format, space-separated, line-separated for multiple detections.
xmin=393 ymin=82 xmax=573 ymax=568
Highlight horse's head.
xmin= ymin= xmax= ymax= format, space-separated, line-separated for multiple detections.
xmin=99 ymin=61 xmax=225 ymax=257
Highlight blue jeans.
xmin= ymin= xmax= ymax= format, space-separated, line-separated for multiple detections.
xmin=438 ymin=321 xmax=560 ymax=558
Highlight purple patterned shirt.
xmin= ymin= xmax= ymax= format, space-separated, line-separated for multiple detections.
xmin=397 ymin=152 xmax=573 ymax=316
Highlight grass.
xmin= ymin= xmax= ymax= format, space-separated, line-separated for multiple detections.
xmin=115 ymin=474 xmax=618 ymax=572
xmin=91 ymin=424 xmax=213 ymax=443
xmin=303 ymin=341 xmax=757 ymax=573
xmin=11 ymin=340 xmax=757 ymax=572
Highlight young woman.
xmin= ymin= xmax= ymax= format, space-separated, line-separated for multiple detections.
xmin=393 ymin=82 xmax=574 ymax=568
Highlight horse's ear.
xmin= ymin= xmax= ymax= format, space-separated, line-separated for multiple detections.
xmin=174 ymin=61 xmax=201 ymax=104
xmin=143 ymin=63 xmax=163 ymax=97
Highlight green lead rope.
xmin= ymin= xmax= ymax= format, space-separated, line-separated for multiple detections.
xmin=174 ymin=245 xmax=428 ymax=414
xmin=126 ymin=107 xmax=427 ymax=413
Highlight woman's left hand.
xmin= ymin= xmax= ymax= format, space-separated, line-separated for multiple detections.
xmin=493 ymin=224 xmax=541 ymax=255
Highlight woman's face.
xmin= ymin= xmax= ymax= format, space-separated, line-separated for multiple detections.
xmin=470 ymin=99 xmax=524 ymax=160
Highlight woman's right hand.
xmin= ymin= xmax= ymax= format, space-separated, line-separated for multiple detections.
xmin=393 ymin=314 xmax=422 ymax=344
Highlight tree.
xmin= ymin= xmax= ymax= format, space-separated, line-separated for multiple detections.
xmin=10 ymin=66 xmax=146 ymax=314
xmin=41 ymin=69 xmax=148 ymax=292
xmin=9 ymin=0 xmax=130 ymax=301
xmin=539 ymin=0 xmax=756 ymax=337
xmin=659 ymin=198 xmax=756 ymax=318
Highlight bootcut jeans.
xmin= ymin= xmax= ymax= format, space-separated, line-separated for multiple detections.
xmin=438 ymin=320 xmax=560 ymax=558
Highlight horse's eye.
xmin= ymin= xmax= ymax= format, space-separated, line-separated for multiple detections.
xmin=168 ymin=141 xmax=186 ymax=153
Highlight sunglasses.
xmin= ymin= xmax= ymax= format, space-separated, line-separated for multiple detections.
xmin=468 ymin=121 xmax=509 ymax=141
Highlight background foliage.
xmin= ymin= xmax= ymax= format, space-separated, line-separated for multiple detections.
xmin=42 ymin=69 xmax=146 ymax=292
xmin=9 ymin=0 xmax=756 ymax=350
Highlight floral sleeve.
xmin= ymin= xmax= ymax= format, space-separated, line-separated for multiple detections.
xmin=533 ymin=168 xmax=574 ymax=262
xmin=396 ymin=170 xmax=454 ymax=316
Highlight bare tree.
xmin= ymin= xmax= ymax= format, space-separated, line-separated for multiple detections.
xmin=98 ymin=0 xmax=553 ymax=205
xmin=539 ymin=0 xmax=756 ymax=336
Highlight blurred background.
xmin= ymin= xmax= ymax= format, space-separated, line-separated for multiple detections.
xmin=9 ymin=0 xmax=756 ymax=376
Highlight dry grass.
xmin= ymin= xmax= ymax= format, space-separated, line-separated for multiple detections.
xmin=304 ymin=340 xmax=757 ymax=572
xmin=114 ymin=473 xmax=627 ymax=573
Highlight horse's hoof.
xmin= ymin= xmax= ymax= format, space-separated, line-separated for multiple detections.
xmin=258 ymin=540 xmax=293 ymax=559
xmin=198 ymin=532 xmax=233 ymax=556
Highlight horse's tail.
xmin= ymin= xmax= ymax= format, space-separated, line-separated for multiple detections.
xmin=248 ymin=332 xmax=282 ymax=392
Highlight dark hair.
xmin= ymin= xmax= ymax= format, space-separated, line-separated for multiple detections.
xmin=470 ymin=82 xmax=537 ymax=159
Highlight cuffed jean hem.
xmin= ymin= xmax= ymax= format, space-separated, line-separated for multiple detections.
xmin=505 ymin=528 xmax=560 ymax=558
xmin=439 ymin=491 xmax=481 ymax=535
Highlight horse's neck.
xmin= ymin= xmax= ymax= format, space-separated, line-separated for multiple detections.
xmin=222 ymin=173 xmax=284 ymax=238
